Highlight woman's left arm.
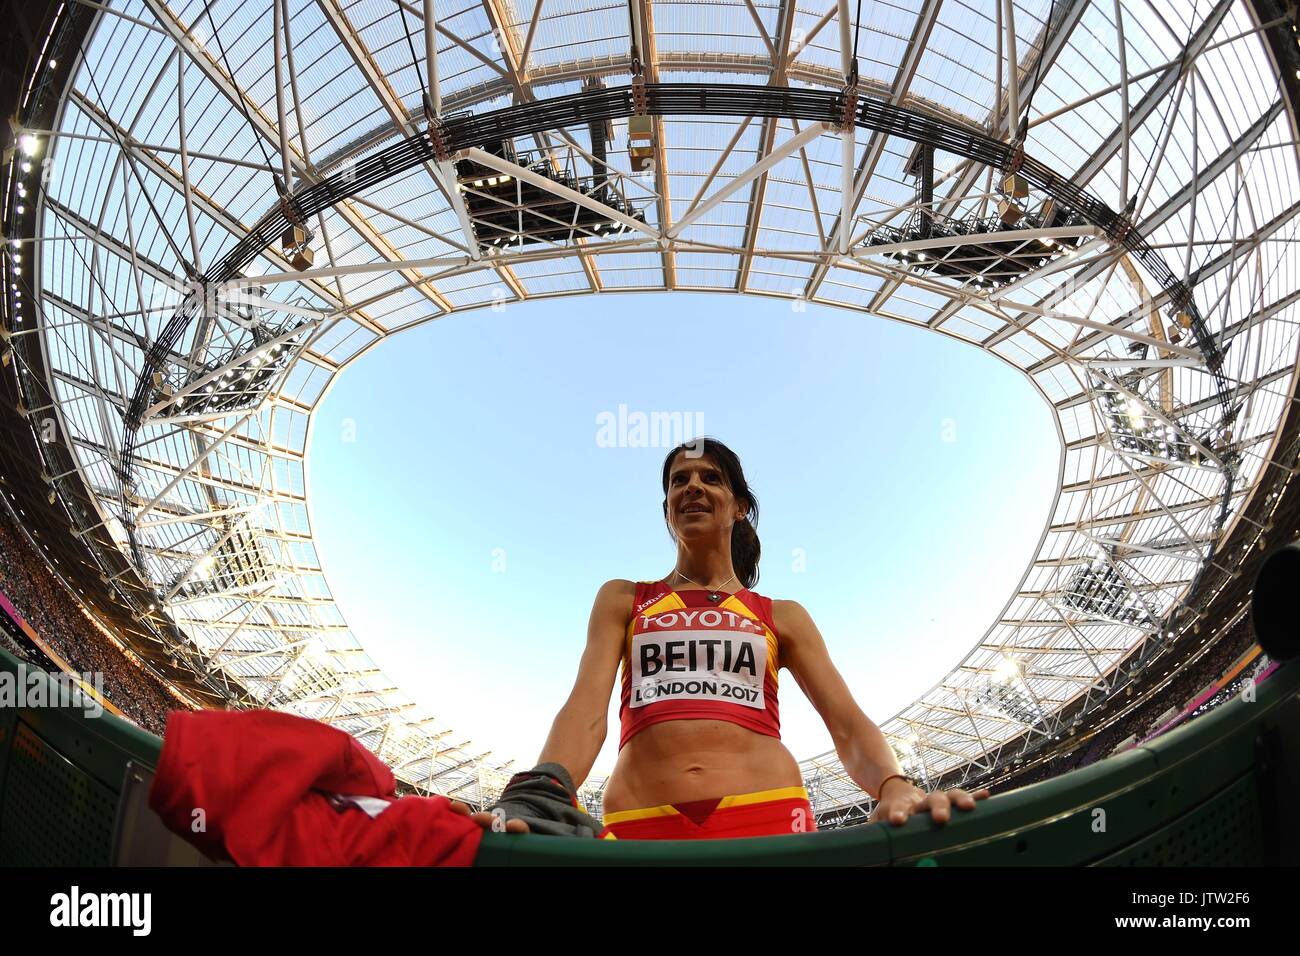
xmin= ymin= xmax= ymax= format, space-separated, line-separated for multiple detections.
xmin=775 ymin=599 xmax=989 ymax=827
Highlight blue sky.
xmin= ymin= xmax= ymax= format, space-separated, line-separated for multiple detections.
xmin=308 ymin=291 xmax=1059 ymax=780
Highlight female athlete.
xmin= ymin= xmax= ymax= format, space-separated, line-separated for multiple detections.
xmin=452 ymin=437 xmax=989 ymax=839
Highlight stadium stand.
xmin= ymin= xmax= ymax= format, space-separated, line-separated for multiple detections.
xmin=0 ymin=508 xmax=183 ymax=735
xmin=984 ymin=617 xmax=1268 ymax=792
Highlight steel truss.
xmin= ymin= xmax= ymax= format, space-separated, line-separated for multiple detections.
xmin=7 ymin=0 xmax=1299 ymax=811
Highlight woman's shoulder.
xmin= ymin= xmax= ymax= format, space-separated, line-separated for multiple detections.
xmin=764 ymin=596 xmax=806 ymax=637
xmin=595 ymin=579 xmax=639 ymax=603
xmin=595 ymin=578 xmax=652 ymax=608
xmin=597 ymin=579 xmax=670 ymax=628
xmin=599 ymin=578 xmax=665 ymax=592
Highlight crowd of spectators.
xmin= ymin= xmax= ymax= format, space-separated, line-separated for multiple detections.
xmin=984 ymin=616 xmax=1265 ymax=792
xmin=0 ymin=509 xmax=180 ymax=735
xmin=0 ymin=625 xmax=31 ymax=664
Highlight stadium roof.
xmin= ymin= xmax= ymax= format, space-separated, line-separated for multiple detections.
xmin=6 ymin=0 xmax=1300 ymax=811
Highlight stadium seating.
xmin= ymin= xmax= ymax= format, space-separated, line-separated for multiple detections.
xmin=1 ymin=643 xmax=1296 ymax=866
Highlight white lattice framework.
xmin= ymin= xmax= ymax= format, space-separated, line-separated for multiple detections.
xmin=12 ymin=0 xmax=1300 ymax=810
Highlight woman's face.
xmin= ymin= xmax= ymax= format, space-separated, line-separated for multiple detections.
xmin=665 ymin=452 xmax=743 ymax=540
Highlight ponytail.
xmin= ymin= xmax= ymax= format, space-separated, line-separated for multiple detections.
xmin=731 ymin=515 xmax=761 ymax=590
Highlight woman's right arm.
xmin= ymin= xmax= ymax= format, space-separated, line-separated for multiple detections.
xmin=535 ymin=578 xmax=633 ymax=787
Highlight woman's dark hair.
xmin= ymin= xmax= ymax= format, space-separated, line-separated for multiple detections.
xmin=660 ymin=437 xmax=761 ymax=590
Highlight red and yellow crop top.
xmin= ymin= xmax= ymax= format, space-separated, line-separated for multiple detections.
xmin=617 ymin=579 xmax=782 ymax=749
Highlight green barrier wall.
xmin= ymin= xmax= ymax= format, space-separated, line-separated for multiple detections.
xmin=0 ymin=649 xmax=163 ymax=865
xmin=1 ymin=644 xmax=1296 ymax=866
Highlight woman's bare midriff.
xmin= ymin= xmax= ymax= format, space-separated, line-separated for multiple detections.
xmin=601 ymin=718 xmax=804 ymax=814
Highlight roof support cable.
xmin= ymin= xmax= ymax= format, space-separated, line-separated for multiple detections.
xmin=196 ymin=1 xmax=312 ymax=261
xmin=1012 ymin=0 xmax=1060 ymax=145
xmin=66 ymin=36 xmax=195 ymax=280
xmin=627 ymin=0 xmax=645 ymax=79
xmin=994 ymin=0 xmax=1064 ymax=228
xmin=395 ymin=2 xmax=448 ymax=164
xmin=197 ymin=0 xmax=279 ymax=191
xmin=1122 ymin=3 xmax=1232 ymax=402
xmin=997 ymin=0 xmax=1061 ymax=210
xmin=852 ymin=0 xmax=863 ymax=65
xmin=395 ymin=0 xmax=431 ymax=122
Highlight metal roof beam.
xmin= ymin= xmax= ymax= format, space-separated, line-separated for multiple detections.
xmin=986 ymin=96 xmax=1285 ymax=351
xmin=138 ymin=0 xmax=435 ymax=327
xmin=1070 ymin=0 xmax=1234 ymax=188
xmin=1028 ymin=198 xmax=1300 ymax=374
xmin=733 ymin=0 xmax=798 ymax=291
xmin=633 ymin=0 xmax=677 ymax=285
xmin=803 ymin=0 xmax=943 ymax=301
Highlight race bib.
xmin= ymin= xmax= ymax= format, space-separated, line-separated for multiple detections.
xmin=629 ymin=630 xmax=766 ymax=709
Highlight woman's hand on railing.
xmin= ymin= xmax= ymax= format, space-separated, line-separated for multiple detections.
xmin=869 ymin=781 xmax=990 ymax=827
xmin=448 ymin=799 xmax=532 ymax=834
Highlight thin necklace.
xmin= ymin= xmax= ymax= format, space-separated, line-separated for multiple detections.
xmin=672 ymin=568 xmax=737 ymax=605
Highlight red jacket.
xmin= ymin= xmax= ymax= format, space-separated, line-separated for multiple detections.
xmin=148 ymin=709 xmax=483 ymax=866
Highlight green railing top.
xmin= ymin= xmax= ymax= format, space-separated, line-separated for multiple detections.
xmin=476 ymin=658 xmax=1298 ymax=866
xmin=3 ymin=643 xmax=1293 ymax=866
xmin=0 ymin=645 xmax=164 ymax=787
